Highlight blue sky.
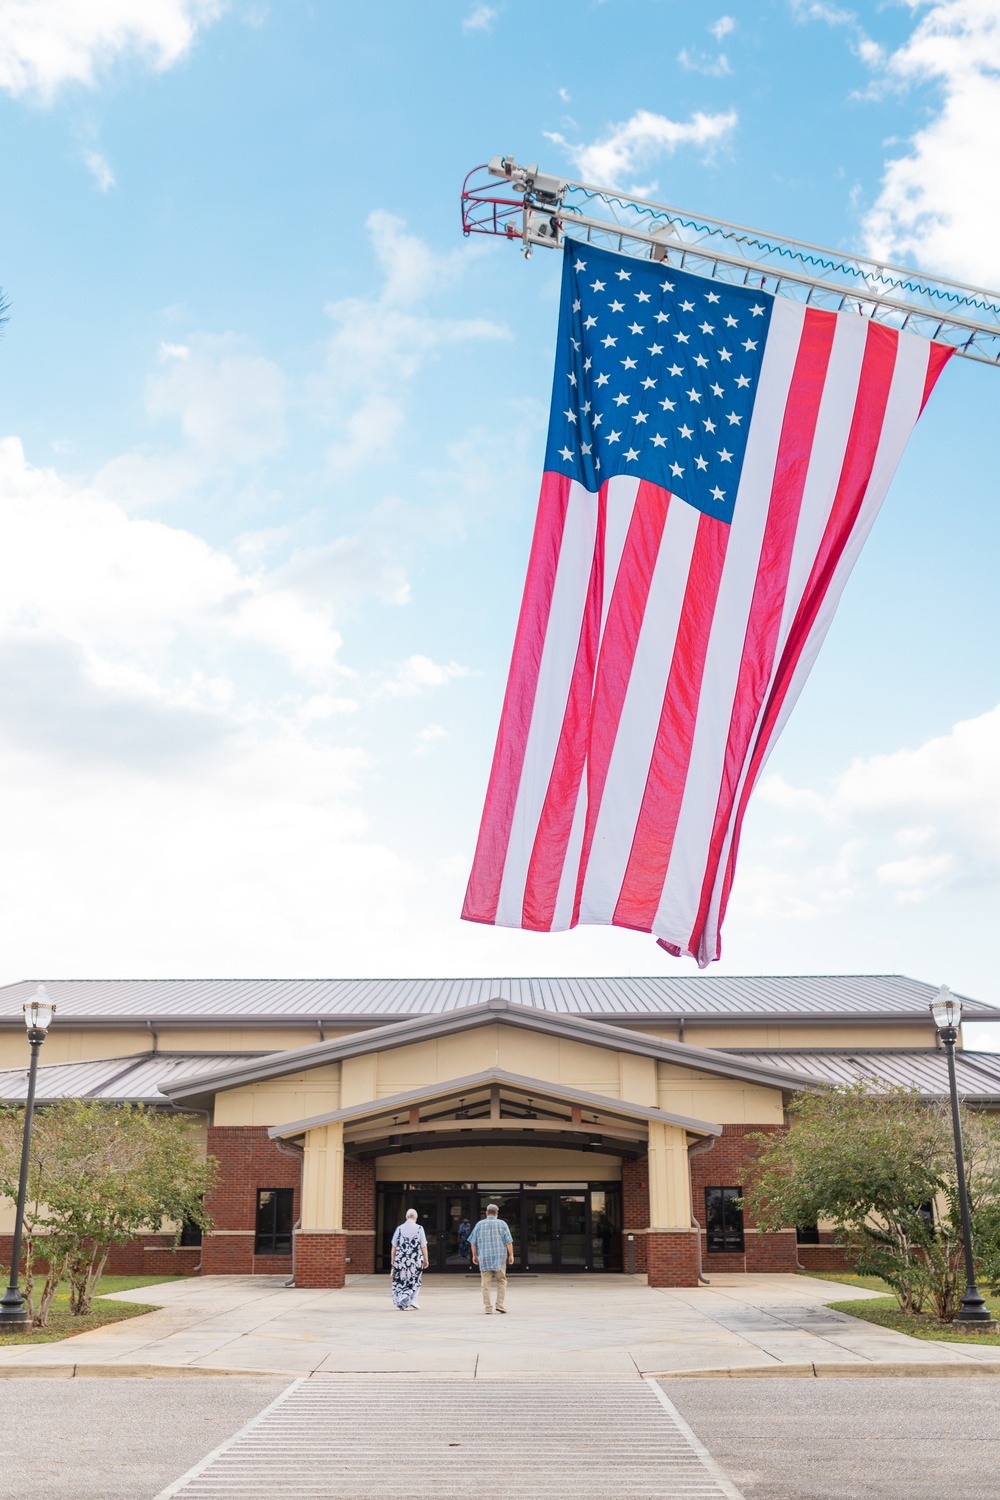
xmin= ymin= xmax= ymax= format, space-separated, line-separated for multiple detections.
xmin=0 ymin=0 xmax=998 ymax=1036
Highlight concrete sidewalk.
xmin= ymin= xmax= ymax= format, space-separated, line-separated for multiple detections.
xmin=1 ymin=1273 xmax=998 ymax=1379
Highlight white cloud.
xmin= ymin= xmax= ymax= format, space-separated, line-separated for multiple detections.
xmin=415 ymin=723 xmax=448 ymax=754
xmin=0 ymin=436 xmax=347 ymax=695
xmin=378 ymin=654 xmax=472 ymax=698
xmin=0 ymin=433 xmax=450 ymax=974
xmin=0 ymin=0 xmax=225 ymax=102
xmin=709 ymin=16 xmax=735 ymax=40
xmin=546 ymin=107 xmax=737 ymax=189
xmin=318 ymin=211 xmax=509 ymax=473
xmin=96 ymin=333 xmax=288 ymax=507
xmin=754 ymin=702 xmax=1000 ymax=909
xmin=678 ymin=47 xmax=731 ymax=77
xmin=83 ymin=148 xmax=115 ymax=192
xmin=862 ymin=1 xmax=1000 ymax=284
xmin=462 ymin=4 xmax=496 ymax=33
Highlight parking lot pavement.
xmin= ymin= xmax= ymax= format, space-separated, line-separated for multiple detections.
xmin=1 ymin=1379 xmax=287 ymax=1500
xmin=663 ymin=1377 xmax=1000 ymax=1500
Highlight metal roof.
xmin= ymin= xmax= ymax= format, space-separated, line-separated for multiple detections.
xmin=731 ymin=1050 xmax=1000 ymax=1102
xmin=0 ymin=974 xmax=995 ymax=1025
xmin=0 ymin=1052 xmax=256 ymax=1105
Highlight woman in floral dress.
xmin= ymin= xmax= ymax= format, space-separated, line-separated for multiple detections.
xmin=390 ymin=1208 xmax=429 ymax=1309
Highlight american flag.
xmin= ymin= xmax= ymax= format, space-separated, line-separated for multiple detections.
xmin=463 ymin=238 xmax=952 ymax=964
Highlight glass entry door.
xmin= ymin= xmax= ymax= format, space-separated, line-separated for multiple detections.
xmin=524 ymin=1194 xmax=554 ymax=1268
xmin=375 ymin=1183 xmax=622 ymax=1272
xmin=523 ymin=1191 xmax=588 ymax=1271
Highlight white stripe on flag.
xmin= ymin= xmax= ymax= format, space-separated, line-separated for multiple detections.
xmin=577 ymin=489 xmax=701 ymax=924
xmin=653 ymin=297 xmax=806 ymax=942
xmin=495 ymin=485 xmax=599 ymax=926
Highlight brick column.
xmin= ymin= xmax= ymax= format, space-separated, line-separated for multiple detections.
xmin=646 ymin=1230 xmax=700 ymax=1286
xmin=295 ymin=1231 xmax=348 ymax=1288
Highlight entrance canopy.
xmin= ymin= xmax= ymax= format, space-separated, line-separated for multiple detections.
xmin=268 ymin=1065 xmax=722 ymax=1161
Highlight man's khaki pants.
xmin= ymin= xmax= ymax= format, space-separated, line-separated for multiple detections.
xmin=480 ymin=1267 xmax=507 ymax=1311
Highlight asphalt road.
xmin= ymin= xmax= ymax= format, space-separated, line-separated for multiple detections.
xmin=0 ymin=1379 xmax=288 ymax=1500
xmin=5 ymin=1374 xmax=1000 ymax=1499
xmin=664 ymin=1377 xmax=1000 ymax=1500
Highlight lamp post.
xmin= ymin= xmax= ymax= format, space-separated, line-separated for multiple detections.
xmin=929 ymin=985 xmax=998 ymax=1332
xmin=0 ymin=987 xmax=55 ymax=1329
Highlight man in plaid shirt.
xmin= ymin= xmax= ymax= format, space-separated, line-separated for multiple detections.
xmin=468 ymin=1204 xmax=514 ymax=1314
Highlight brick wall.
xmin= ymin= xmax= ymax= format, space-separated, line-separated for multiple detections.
xmin=295 ymin=1231 xmax=347 ymax=1288
xmin=797 ymin=1236 xmax=853 ymax=1273
xmin=689 ymin=1124 xmax=798 ymax=1274
xmin=0 ymin=1233 xmax=201 ymax=1277
xmin=343 ymin=1157 xmax=375 ymax=1274
xmin=201 ymin=1125 xmax=301 ymax=1277
xmin=621 ymin=1154 xmax=650 ymax=1273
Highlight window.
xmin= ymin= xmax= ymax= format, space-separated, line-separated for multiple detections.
xmin=179 ymin=1217 xmax=203 ymax=1247
xmin=796 ymin=1224 xmax=820 ymax=1245
xmin=705 ymin=1186 xmax=744 ymax=1254
xmin=255 ymin=1188 xmax=294 ymax=1255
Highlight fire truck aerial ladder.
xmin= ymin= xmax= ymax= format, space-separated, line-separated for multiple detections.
xmin=461 ymin=156 xmax=1000 ymax=367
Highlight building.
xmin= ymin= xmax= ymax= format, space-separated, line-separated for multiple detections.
xmin=2 ymin=975 xmax=999 ymax=1287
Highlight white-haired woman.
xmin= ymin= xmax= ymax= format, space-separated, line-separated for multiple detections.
xmin=390 ymin=1208 xmax=429 ymax=1310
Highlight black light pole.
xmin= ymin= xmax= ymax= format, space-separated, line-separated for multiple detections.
xmin=930 ymin=985 xmax=998 ymax=1331
xmin=0 ymin=987 xmax=55 ymax=1329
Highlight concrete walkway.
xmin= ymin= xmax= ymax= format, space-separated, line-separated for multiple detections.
xmin=1 ymin=1273 xmax=999 ymax=1378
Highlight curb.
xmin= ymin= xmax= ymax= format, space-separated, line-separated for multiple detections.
xmin=655 ymin=1361 xmax=1000 ymax=1379
xmin=0 ymin=1363 xmax=292 ymax=1380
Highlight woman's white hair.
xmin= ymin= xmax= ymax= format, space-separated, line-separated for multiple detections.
xmin=405 ymin=1208 xmax=418 ymax=1220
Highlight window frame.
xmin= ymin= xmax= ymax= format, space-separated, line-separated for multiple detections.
xmin=704 ymin=1185 xmax=745 ymax=1254
xmin=254 ymin=1187 xmax=295 ymax=1255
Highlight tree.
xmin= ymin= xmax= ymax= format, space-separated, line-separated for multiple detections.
xmin=744 ymin=1082 xmax=1000 ymax=1320
xmin=0 ymin=1101 xmax=217 ymax=1325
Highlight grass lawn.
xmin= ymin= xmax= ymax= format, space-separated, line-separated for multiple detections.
xmin=819 ymin=1280 xmax=1000 ymax=1346
xmin=799 ymin=1271 xmax=894 ymax=1294
xmin=0 ymin=1274 xmax=187 ymax=1346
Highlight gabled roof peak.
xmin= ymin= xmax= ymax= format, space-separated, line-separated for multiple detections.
xmin=160 ymin=992 xmax=815 ymax=1108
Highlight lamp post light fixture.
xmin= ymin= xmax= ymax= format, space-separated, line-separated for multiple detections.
xmin=0 ymin=986 xmax=55 ymax=1329
xmin=929 ymin=985 xmax=999 ymax=1333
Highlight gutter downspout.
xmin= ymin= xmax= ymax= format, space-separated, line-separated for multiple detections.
xmin=274 ymin=1138 xmax=305 ymax=1288
xmin=688 ymin=1135 xmax=717 ymax=1285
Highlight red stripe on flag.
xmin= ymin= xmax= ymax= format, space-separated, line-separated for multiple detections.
xmin=462 ymin=470 xmax=573 ymax=924
xmin=688 ymin=307 xmax=837 ymax=951
xmin=919 ymin=340 xmax=954 ymax=416
xmin=704 ymin=319 xmax=901 ymax=959
xmin=612 ymin=509 xmax=730 ymax=932
xmin=572 ymin=482 xmax=673 ymax=924
xmin=520 ymin=484 xmax=608 ymax=930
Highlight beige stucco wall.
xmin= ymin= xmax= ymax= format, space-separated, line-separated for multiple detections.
xmin=210 ymin=1026 xmax=787 ymax=1131
xmin=691 ymin=1022 xmax=934 ymax=1049
xmin=657 ymin=1061 xmax=785 ymax=1124
xmin=0 ymin=1025 xmax=362 ymax=1069
xmin=213 ymin=1065 xmax=342 ymax=1126
xmin=0 ymin=1016 xmax=953 ymax=1073
xmin=374 ymin=1146 xmax=623 ymax=1180
xmin=343 ymin=1024 xmax=657 ymax=1105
